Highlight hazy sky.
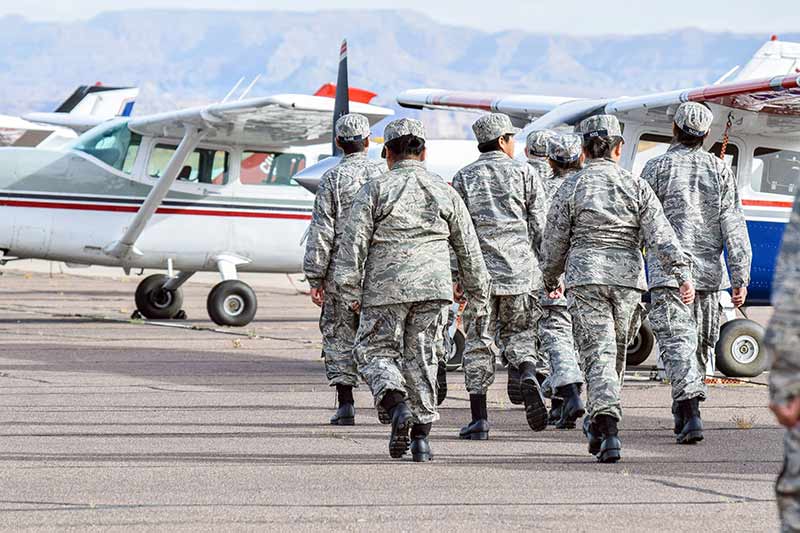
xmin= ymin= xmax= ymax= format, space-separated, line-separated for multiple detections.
xmin=1 ymin=0 xmax=798 ymax=35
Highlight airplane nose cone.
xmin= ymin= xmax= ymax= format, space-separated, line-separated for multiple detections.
xmin=292 ymin=156 xmax=341 ymax=195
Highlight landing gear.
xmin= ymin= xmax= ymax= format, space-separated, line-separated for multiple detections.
xmin=134 ymin=274 xmax=184 ymax=319
xmin=207 ymin=280 xmax=257 ymax=327
xmin=446 ymin=329 xmax=466 ymax=371
xmin=626 ymin=319 xmax=655 ymax=367
xmin=715 ymin=318 xmax=766 ymax=378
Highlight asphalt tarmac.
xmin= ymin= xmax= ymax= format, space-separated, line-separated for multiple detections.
xmin=0 ymin=268 xmax=782 ymax=531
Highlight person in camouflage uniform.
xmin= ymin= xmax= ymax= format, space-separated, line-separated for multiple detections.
xmin=335 ymin=118 xmax=491 ymax=462
xmin=538 ymin=133 xmax=586 ymax=429
xmin=767 ymin=189 xmax=800 ymax=532
xmin=303 ymin=113 xmax=385 ymax=426
xmin=541 ymin=114 xmax=695 ymax=463
xmin=452 ymin=113 xmax=549 ymax=439
xmin=641 ymin=102 xmax=752 ymax=444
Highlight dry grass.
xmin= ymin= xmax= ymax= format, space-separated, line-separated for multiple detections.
xmin=731 ymin=414 xmax=756 ymax=429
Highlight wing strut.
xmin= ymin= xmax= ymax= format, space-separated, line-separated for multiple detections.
xmin=104 ymin=124 xmax=207 ymax=260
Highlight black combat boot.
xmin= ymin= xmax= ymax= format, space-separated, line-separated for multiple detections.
xmin=411 ymin=423 xmax=433 ymax=462
xmin=376 ymin=405 xmax=392 ymax=425
xmin=459 ymin=394 xmax=489 ymax=440
xmin=583 ymin=415 xmax=602 ymax=456
xmin=381 ymin=391 xmax=413 ymax=458
xmin=507 ymin=364 xmax=523 ymax=405
xmin=672 ymin=401 xmax=683 ymax=435
xmin=676 ymin=397 xmax=704 ymax=444
xmin=436 ymin=359 xmax=448 ymax=406
xmin=330 ymin=384 xmax=355 ymax=426
xmin=555 ymin=383 xmax=586 ymax=429
xmin=549 ymin=397 xmax=564 ymax=426
xmin=595 ymin=414 xmax=622 ymax=463
xmin=519 ymin=363 xmax=548 ymax=432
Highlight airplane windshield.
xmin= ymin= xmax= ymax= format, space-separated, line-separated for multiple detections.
xmin=70 ymin=121 xmax=141 ymax=173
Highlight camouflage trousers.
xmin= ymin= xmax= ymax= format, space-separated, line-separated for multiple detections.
xmin=694 ymin=291 xmax=722 ymax=373
xmin=649 ymin=288 xmax=707 ymax=402
xmin=462 ymin=293 xmax=544 ymax=395
xmin=319 ymin=293 xmax=360 ymax=387
xmin=540 ymin=304 xmax=583 ymax=390
xmin=567 ymin=284 xmax=642 ymax=421
xmin=354 ymin=300 xmax=449 ymax=425
xmin=778 ymin=427 xmax=800 ymax=532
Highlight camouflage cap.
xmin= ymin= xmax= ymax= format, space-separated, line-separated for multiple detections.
xmin=383 ymin=117 xmax=426 ymax=143
xmin=335 ymin=113 xmax=370 ymax=142
xmin=547 ymin=133 xmax=583 ymax=163
xmin=674 ymin=102 xmax=713 ymax=137
xmin=526 ymin=129 xmax=556 ymax=157
xmin=577 ymin=114 xmax=622 ymax=141
xmin=472 ymin=113 xmax=520 ymax=144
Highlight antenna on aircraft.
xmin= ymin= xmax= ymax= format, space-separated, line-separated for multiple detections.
xmin=238 ymin=75 xmax=262 ymax=101
xmin=331 ymin=39 xmax=350 ymax=156
xmin=222 ymin=77 xmax=246 ymax=104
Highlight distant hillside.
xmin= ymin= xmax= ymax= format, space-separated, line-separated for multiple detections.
xmin=0 ymin=9 xmax=794 ymax=137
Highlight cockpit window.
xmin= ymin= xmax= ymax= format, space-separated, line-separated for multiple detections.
xmin=71 ymin=121 xmax=141 ymax=173
xmin=752 ymin=147 xmax=800 ymax=197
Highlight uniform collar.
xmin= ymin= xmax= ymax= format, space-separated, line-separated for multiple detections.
xmin=478 ymin=150 xmax=510 ymax=161
xmin=390 ymin=159 xmax=425 ymax=170
xmin=585 ymin=157 xmax=618 ymax=167
xmin=668 ymin=143 xmax=703 ymax=154
xmin=342 ymin=151 xmax=367 ymax=161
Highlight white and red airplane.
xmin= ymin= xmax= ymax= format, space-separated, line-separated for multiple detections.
xmin=0 ymin=41 xmax=393 ymax=327
xmin=388 ymin=36 xmax=800 ymax=378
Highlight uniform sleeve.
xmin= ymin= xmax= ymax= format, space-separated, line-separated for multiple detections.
xmin=446 ymin=190 xmax=490 ymax=313
xmin=540 ymin=180 xmax=574 ymax=291
xmin=718 ymin=165 xmax=752 ymax=288
xmin=640 ymin=159 xmax=660 ymax=195
xmin=638 ymin=181 xmax=692 ymax=285
xmin=449 ymin=172 xmax=467 ymax=276
xmin=302 ymin=172 xmax=336 ymax=288
xmin=333 ymin=183 xmax=375 ymax=305
xmin=524 ymin=165 xmax=547 ymax=259
xmin=767 ymin=191 xmax=800 ymax=404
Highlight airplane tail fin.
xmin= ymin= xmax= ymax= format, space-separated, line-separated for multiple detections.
xmin=733 ymin=37 xmax=800 ymax=81
xmin=314 ymin=83 xmax=377 ymax=104
xmin=331 ymin=39 xmax=350 ymax=156
xmin=54 ymin=84 xmax=139 ymax=118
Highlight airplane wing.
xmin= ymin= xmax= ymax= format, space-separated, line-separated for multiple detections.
xmin=21 ymin=113 xmax=106 ymax=134
xmin=127 ymin=95 xmax=394 ymax=148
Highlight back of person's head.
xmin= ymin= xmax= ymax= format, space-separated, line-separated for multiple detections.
xmin=577 ymin=114 xmax=624 ymax=160
xmin=547 ymin=133 xmax=583 ymax=174
xmin=472 ymin=113 xmax=520 ymax=153
xmin=382 ymin=118 xmax=426 ymax=160
xmin=673 ymin=102 xmax=713 ymax=148
xmin=335 ymin=113 xmax=371 ymax=154
xmin=527 ymin=129 xmax=555 ymax=158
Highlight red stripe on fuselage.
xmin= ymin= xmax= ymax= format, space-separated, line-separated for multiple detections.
xmin=0 ymin=199 xmax=312 ymax=220
xmin=741 ymin=199 xmax=793 ymax=208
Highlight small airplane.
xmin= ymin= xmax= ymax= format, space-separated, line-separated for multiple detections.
xmin=0 ymin=84 xmax=138 ymax=148
xmin=392 ymin=36 xmax=800 ymax=379
xmin=0 ymin=41 xmax=393 ymax=327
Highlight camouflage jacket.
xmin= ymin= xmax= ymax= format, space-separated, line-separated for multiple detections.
xmin=768 ymin=191 xmax=800 ymax=404
xmin=303 ymin=152 xmax=385 ymax=292
xmin=539 ymin=168 xmax=576 ymax=307
xmin=541 ymin=158 xmax=691 ymax=292
xmin=641 ymin=144 xmax=752 ymax=290
xmin=334 ymin=159 xmax=491 ymax=309
xmin=527 ymin=156 xmax=554 ymax=185
xmin=452 ymin=151 xmax=547 ymax=295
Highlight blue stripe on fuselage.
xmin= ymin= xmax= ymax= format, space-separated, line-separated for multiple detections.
xmin=745 ymin=219 xmax=786 ymax=305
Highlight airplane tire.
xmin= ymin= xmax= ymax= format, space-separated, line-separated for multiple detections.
xmin=715 ymin=319 xmax=767 ymax=378
xmin=134 ymin=274 xmax=183 ymax=320
xmin=626 ymin=319 xmax=655 ymax=367
xmin=207 ymin=280 xmax=257 ymax=327
xmin=446 ymin=329 xmax=466 ymax=372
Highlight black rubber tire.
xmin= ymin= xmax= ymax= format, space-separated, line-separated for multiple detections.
xmin=134 ymin=274 xmax=183 ymax=320
xmin=626 ymin=319 xmax=655 ymax=367
xmin=446 ymin=329 xmax=466 ymax=371
xmin=207 ymin=280 xmax=258 ymax=327
xmin=715 ymin=319 xmax=767 ymax=378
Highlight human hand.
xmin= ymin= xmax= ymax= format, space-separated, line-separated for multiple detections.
xmin=310 ymin=287 xmax=324 ymax=307
xmin=350 ymin=301 xmax=361 ymax=314
xmin=771 ymin=397 xmax=800 ymax=428
xmin=679 ymin=280 xmax=695 ymax=305
xmin=453 ymin=282 xmax=466 ymax=303
xmin=732 ymin=286 xmax=748 ymax=308
xmin=548 ymin=283 xmax=564 ymax=300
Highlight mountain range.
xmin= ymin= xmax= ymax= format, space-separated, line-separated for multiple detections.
xmin=0 ymin=9 xmax=795 ymax=137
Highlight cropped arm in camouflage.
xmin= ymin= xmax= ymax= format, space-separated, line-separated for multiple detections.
xmin=333 ymin=185 xmax=375 ymax=305
xmin=302 ymin=175 xmax=336 ymax=288
xmin=447 ymin=191 xmax=490 ymax=313
xmin=638 ymin=181 xmax=692 ymax=285
xmin=525 ymin=165 xmax=548 ymax=259
xmin=718 ymin=166 xmax=752 ymax=288
xmin=540 ymin=182 xmax=573 ymax=292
